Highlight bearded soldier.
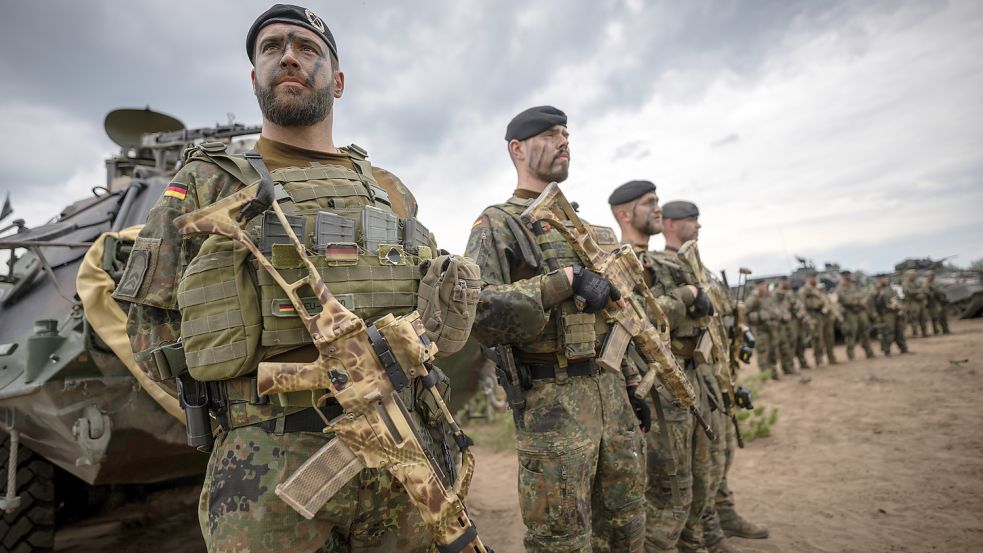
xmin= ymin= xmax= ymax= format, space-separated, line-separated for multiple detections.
xmin=903 ymin=269 xmax=929 ymax=338
xmin=465 ymin=107 xmax=647 ymax=552
xmin=924 ymin=271 xmax=951 ymax=335
xmin=798 ymin=273 xmax=839 ymax=366
xmin=871 ymin=274 xmax=909 ymax=355
xmin=113 ymin=5 xmax=464 ymax=551
xmin=837 ymin=271 xmax=875 ymax=360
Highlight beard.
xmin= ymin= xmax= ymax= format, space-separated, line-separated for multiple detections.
xmin=534 ymin=162 xmax=569 ymax=183
xmin=256 ymin=72 xmax=333 ymax=127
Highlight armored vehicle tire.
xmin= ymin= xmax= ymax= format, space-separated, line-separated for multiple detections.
xmin=0 ymin=436 xmax=55 ymax=553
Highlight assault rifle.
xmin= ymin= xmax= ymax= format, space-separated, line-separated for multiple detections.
xmin=173 ymin=185 xmax=490 ymax=553
xmin=519 ymin=183 xmax=712 ymax=440
xmin=680 ymin=242 xmax=755 ymax=447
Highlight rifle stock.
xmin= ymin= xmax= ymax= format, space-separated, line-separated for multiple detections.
xmin=519 ymin=183 xmax=702 ymax=421
xmin=174 ymin=189 xmax=489 ymax=552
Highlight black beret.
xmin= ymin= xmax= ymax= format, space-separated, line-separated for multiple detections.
xmin=246 ymin=4 xmax=338 ymax=64
xmin=608 ymin=180 xmax=656 ymax=205
xmin=505 ymin=106 xmax=567 ymax=142
xmin=662 ymin=200 xmax=699 ymax=220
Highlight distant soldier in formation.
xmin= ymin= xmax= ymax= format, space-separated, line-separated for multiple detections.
xmin=775 ymin=276 xmax=810 ymax=370
xmin=871 ymin=274 xmax=909 ymax=355
xmin=902 ymin=269 xmax=929 ymax=337
xmin=798 ymin=273 xmax=839 ymax=366
xmin=836 ymin=271 xmax=876 ymax=360
xmin=924 ymin=270 xmax=951 ymax=335
xmin=746 ymin=281 xmax=782 ymax=379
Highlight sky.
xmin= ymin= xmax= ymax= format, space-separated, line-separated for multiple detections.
xmin=1 ymin=0 xmax=981 ymax=277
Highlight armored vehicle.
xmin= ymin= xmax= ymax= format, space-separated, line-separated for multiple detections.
xmin=0 ymin=108 xmax=260 ymax=551
xmin=894 ymin=257 xmax=983 ymax=319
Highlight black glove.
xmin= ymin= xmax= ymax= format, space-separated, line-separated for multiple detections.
xmin=688 ymin=287 xmax=715 ymax=318
xmin=571 ymin=264 xmax=622 ymax=313
xmin=626 ymin=386 xmax=652 ymax=432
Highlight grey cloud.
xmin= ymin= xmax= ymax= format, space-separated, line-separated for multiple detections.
xmin=711 ymin=133 xmax=740 ymax=148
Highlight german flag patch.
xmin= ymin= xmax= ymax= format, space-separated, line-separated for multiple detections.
xmin=163 ymin=182 xmax=188 ymax=200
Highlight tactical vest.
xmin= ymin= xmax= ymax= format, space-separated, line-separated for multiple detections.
xmin=176 ymin=143 xmax=434 ymax=381
xmin=637 ymin=250 xmax=708 ymax=357
xmin=800 ymin=285 xmax=825 ymax=312
xmin=489 ymin=195 xmax=617 ymax=364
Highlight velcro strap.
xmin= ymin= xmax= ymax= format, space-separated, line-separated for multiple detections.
xmin=177 ymin=280 xmax=238 ymax=308
xmin=185 ymin=340 xmax=248 ymax=368
xmin=181 ymin=309 xmax=244 ymax=338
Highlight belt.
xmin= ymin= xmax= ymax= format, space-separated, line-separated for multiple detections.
xmin=522 ymin=359 xmax=600 ymax=381
xmin=257 ymin=401 xmax=344 ymax=433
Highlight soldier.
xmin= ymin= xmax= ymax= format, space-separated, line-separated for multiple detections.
xmin=746 ymin=281 xmax=782 ymax=380
xmin=619 ymin=195 xmax=716 ymax=553
xmin=798 ymin=273 xmax=839 ymax=366
xmin=903 ymin=269 xmax=929 ymax=338
xmin=871 ymin=274 xmax=909 ymax=355
xmin=837 ymin=271 xmax=875 ymax=360
xmin=925 ymin=271 xmax=951 ymax=335
xmin=771 ymin=277 xmax=799 ymax=374
xmin=113 ymin=5 xmax=454 ymax=551
xmin=465 ymin=107 xmax=647 ymax=552
xmin=776 ymin=276 xmax=811 ymax=370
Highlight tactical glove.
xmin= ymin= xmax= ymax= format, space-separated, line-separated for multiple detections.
xmin=688 ymin=287 xmax=715 ymax=318
xmin=626 ymin=385 xmax=651 ymax=432
xmin=571 ymin=264 xmax=622 ymax=314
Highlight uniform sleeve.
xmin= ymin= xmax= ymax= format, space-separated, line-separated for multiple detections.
xmin=463 ymin=210 xmax=572 ymax=346
xmin=371 ymin=166 xmax=417 ymax=219
xmin=644 ymin=257 xmax=689 ymax=329
xmin=113 ymin=160 xmax=234 ymax=377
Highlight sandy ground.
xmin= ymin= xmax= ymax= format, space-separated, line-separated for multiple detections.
xmin=54 ymin=319 xmax=983 ymax=552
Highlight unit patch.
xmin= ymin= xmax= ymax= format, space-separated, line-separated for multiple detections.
xmin=116 ymin=249 xmax=149 ymax=297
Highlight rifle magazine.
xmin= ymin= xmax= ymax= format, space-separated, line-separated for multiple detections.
xmin=275 ymin=437 xmax=365 ymax=519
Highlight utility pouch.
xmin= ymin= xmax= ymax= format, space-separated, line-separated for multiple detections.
xmin=416 ymin=254 xmax=481 ymax=356
xmin=694 ymin=330 xmax=714 ymax=365
xmin=361 ymin=206 xmax=399 ymax=252
xmin=177 ymin=235 xmax=263 ymax=381
xmin=313 ymin=211 xmax=356 ymax=253
xmin=559 ymin=312 xmax=596 ymax=361
xmin=403 ymin=217 xmax=431 ymax=255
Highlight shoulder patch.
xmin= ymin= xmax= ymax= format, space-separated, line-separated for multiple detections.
xmin=116 ymin=249 xmax=149 ymax=297
xmin=163 ymin=182 xmax=188 ymax=200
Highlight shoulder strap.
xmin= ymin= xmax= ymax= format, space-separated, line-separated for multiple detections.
xmin=486 ymin=204 xmax=541 ymax=271
xmin=187 ymin=143 xmax=262 ymax=188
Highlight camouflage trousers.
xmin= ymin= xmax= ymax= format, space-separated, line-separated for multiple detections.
xmin=927 ymin=301 xmax=950 ymax=334
xmin=701 ymin=405 xmax=738 ymax=547
xmin=876 ymin=312 xmax=908 ymax=354
xmin=749 ymin=324 xmax=777 ymax=376
xmin=807 ymin=312 xmax=837 ymax=365
xmin=776 ymin=321 xmax=795 ymax=374
xmin=516 ymin=370 xmax=646 ymax=553
xmin=644 ymin=363 xmax=712 ymax=553
xmin=198 ymin=426 xmax=434 ymax=553
xmin=907 ymin=301 xmax=928 ymax=337
xmin=789 ymin=318 xmax=810 ymax=368
xmin=842 ymin=310 xmax=875 ymax=360
xmin=688 ymin=365 xmax=728 ymax=552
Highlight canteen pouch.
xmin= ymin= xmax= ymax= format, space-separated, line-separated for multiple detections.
xmin=559 ymin=312 xmax=597 ymax=361
xmin=416 ymin=254 xmax=481 ymax=356
xmin=177 ymin=235 xmax=263 ymax=381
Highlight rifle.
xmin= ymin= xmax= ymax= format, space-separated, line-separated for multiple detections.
xmin=173 ymin=185 xmax=490 ymax=553
xmin=519 ymin=183 xmax=712 ymax=440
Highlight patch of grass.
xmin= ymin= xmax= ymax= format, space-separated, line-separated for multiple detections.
xmin=734 ymin=371 xmax=779 ymax=442
xmin=461 ymin=410 xmax=516 ymax=452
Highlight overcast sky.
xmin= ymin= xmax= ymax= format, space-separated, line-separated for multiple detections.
xmin=1 ymin=0 xmax=981 ymax=277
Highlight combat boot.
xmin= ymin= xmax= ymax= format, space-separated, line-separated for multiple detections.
xmin=846 ymin=349 xmax=855 ymax=361
xmin=798 ymin=358 xmax=811 ymax=369
xmin=720 ymin=512 xmax=769 ymax=539
xmin=708 ymin=538 xmax=745 ymax=553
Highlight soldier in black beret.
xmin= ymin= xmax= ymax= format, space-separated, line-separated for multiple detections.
xmin=608 ymin=180 xmax=662 ymax=250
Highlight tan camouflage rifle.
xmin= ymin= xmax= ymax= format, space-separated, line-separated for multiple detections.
xmin=174 ymin=184 xmax=490 ymax=553
xmin=520 ymin=183 xmax=713 ymax=439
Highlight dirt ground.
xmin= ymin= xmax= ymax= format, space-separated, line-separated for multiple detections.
xmin=54 ymin=319 xmax=983 ymax=552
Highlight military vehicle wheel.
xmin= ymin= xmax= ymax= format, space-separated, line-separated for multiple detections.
xmin=0 ymin=436 xmax=55 ymax=553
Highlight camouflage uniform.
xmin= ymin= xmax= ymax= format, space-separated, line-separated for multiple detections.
xmin=837 ymin=279 xmax=875 ymax=360
xmin=465 ymin=190 xmax=645 ymax=553
xmin=925 ymin=273 xmax=951 ymax=335
xmin=745 ymin=289 xmax=781 ymax=379
xmin=771 ymin=288 xmax=799 ymax=374
xmin=798 ymin=282 xmax=838 ymax=366
xmin=636 ymin=249 xmax=715 ymax=553
xmin=114 ymin=137 xmax=439 ymax=552
xmin=871 ymin=281 xmax=908 ymax=355
xmin=902 ymin=272 xmax=929 ymax=338
xmin=787 ymin=289 xmax=813 ymax=369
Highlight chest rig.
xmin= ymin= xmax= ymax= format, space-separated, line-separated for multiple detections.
xmin=637 ymin=250 xmax=709 ymax=356
xmin=177 ymin=143 xmax=434 ymax=379
xmin=492 ymin=195 xmax=615 ymax=363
